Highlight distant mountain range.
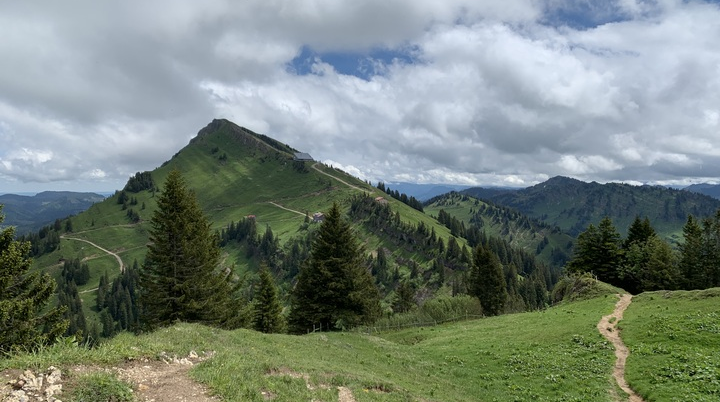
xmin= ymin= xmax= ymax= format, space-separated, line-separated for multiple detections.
xmin=383 ymin=183 xmax=473 ymax=201
xmin=461 ymin=176 xmax=720 ymax=238
xmin=0 ymin=191 xmax=105 ymax=234
xmin=683 ymin=183 xmax=720 ymax=200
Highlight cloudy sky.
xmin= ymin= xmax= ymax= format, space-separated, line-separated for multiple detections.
xmin=1 ymin=0 xmax=720 ymax=193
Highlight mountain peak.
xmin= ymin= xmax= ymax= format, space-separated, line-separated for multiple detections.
xmin=527 ymin=176 xmax=584 ymax=191
xmin=192 ymin=119 xmax=298 ymax=156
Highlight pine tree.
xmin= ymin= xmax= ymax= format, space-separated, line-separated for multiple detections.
xmin=624 ymin=216 xmax=656 ymax=249
xmin=567 ymin=217 xmax=622 ymax=287
xmin=253 ymin=265 xmax=285 ymax=333
xmin=470 ymin=244 xmax=507 ymax=316
xmin=393 ymin=281 xmax=415 ymax=313
xmin=1 ymin=207 xmax=68 ymax=354
xmin=138 ymin=170 xmax=242 ymax=329
xmin=679 ymin=215 xmax=705 ymax=289
xmin=289 ymin=202 xmax=381 ymax=333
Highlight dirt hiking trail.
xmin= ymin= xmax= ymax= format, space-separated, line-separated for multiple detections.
xmin=597 ymin=294 xmax=645 ymax=402
xmin=61 ymin=235 xmax=125 ymax=273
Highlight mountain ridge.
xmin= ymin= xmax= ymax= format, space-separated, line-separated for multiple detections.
xmin=0 ymin=191 xmax=105 ymax=234
xmin=462 ymin=175 xmax=720 ymax=237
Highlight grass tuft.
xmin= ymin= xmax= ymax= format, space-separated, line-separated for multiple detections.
xmin=68 ymin=372 xmax=135 ymax=402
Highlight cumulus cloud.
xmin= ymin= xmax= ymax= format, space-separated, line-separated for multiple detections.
xmin=1 ymin=0 xmax=719 ymax=192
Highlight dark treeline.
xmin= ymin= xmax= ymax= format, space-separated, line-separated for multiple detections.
xmin=19 ymin=219 xmax=65 ymax=257
xmin=123 ymin=171 xmax=155 ymax=193
xmin=219 ymin=217 xmax=314 ymax=283
xmin=433 ymin=206 xmax=557 ymax=285
xmin=96 ymin=261 xmax=140 ymax=338
xmin=567 ymin=212 xmax=720 ymax=294
xmin=56 ymin=259 xmax=89 ymax=344
xmin=349 ymin=194 xmax=550 ymax=312
xmin=429 ymin=193 xmax=571 ymax=268
xmin=376 ymin=182 xmax=424 ymax=212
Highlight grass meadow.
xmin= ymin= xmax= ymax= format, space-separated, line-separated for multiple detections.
xmin=622 ymin=288 xmax=720 ymax=401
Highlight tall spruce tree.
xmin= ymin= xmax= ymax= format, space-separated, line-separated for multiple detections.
xmin=470 ymin=244 xmax=507 ymax=316
xmin=289 ymin=202 xmax=381 ymax=333
xmin=566 ymin=217 xmax=622 ymax=287
xmin=623 ymin=216 xmax=656 ymax=249
xmin=679 ymin=215 xmax=705 ymax=289
xmin=253 ymin=265 xmax=285 ymax=333
xmin=138 ymin=170 xmax=241 ymax=329
xmin=1 ymin=207 xmax=68 ymax=354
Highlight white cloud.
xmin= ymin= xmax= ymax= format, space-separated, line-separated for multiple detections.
xmin=1 ymin=0 xmax=720 ymax=192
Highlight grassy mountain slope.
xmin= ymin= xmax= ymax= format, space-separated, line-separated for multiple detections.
xmin=0 ymin=191 xmax=105 ymax=234
xmin=622 ymin=288 xmax=720 ymax=401
xmin=424 ymin=192 xmax=575 ymax=268
xmin=1 ymin=289 xmax=622 ymax=401
xmin=30 ymin=119 xmax=465 ymax=311
xmin=463 ymin=176 xmax=720 ymax=239
xmin=5 ymin=284 xmax=717 ymax=401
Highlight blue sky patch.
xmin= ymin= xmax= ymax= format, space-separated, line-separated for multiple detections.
xmin=541 ymin=2 xmax=631 ymax=30
xmin=288 ymin=45 xmax=417 ymax=80
xmin=542 ymin=0 xmax=720 ymax=30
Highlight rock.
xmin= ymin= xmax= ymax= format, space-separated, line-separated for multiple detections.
xmin=11 ymin=379 xmax=26 ymax=390
xmin=7 ymin=389 xmax=29 ymax=402
xmin=20 ymin=370 xmax=42 ymax=392
xmin=46 ymin=367 xmax=61 ymax=384
xmin=45 ymin=383 xmax=62 ymax=399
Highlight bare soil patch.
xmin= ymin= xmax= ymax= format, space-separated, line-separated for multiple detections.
xmin=1 ymin=352 xmax=219 ymax=402
xmin=597 ymin=294 xmax=645 ymax=402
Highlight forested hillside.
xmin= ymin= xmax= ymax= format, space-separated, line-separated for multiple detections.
xmin=684 ymin=183 xmax=720 ymax=199
xmin=463 ymin=176 xmax=720 ymax=238
xmin=425 ymin=192 xmax=574 ymax=269
xmin=14 ymin=119 xmax=553 ymax=345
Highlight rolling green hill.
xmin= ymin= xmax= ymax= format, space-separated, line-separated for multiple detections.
xmin=462 ymin=176 xmax=720 ymax=240
xmin=29 ymin=119 xmax=514 ymax=331
xmin=4 ymin=283 xmax=719 ymax=401
xmin=424 ymin=192 xmax=575 ymax=268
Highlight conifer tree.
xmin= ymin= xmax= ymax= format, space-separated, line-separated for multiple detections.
xmin=289 ymin=202 xmax=381 ymax=333
xmin=567 ymin=217 xmax=622 ymax=286
xmin=624 ymin=216 xmax=656 ymax=249
xmin=1 ymin=207 xmax=68 ymax=354
xmin=470 ymin=244 xmax=507 ymax=316
xmin=253 ymin=265 xmax=285 ymax=333
xmin=679 ymin=215 xmax=705 ymax=289
xmin=138 ymin=170 xmax=242 ymax=329
xmin=393 ymin=280 xmax=415 ymax=313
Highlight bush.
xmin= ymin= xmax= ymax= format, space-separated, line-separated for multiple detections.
xmin=550 ymin=273 xmax=620 ymax=304
xmin=363 ymin=294 xmax=483 ymax=333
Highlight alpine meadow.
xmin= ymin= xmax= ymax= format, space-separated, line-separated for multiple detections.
xmin=3 ymin=119 xmax=720 ymax=402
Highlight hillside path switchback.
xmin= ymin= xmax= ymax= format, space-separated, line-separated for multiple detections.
xmin=597 ymin=294 xmax=645 ymax=402
xmin=61 ymin=235 xmax=125 ymax=273
xmin=268 ymin=201 xmax=306 ymax=217
xmin=311 ymin=163 xmax=366 ymax=192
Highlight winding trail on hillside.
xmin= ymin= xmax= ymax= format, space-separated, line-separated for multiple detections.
xmin=61 ymin=235 xmax=125 ymax=273
xmin=268 ymin=201 xmax=306 ymax=217
xmin=266 ymin=164 xmax=372 ymax=216
xmin=311 ymin=163 xmax=366 ymax=192
xmin=597 ymin=294 xmax=645 ymax=402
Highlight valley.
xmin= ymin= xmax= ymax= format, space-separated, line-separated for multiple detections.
xmin=4 ymin=119 xmax=720 ymax=401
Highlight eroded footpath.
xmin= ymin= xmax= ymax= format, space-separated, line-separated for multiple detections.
xmin=597 ymin=294 xmax=645 ymax=402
